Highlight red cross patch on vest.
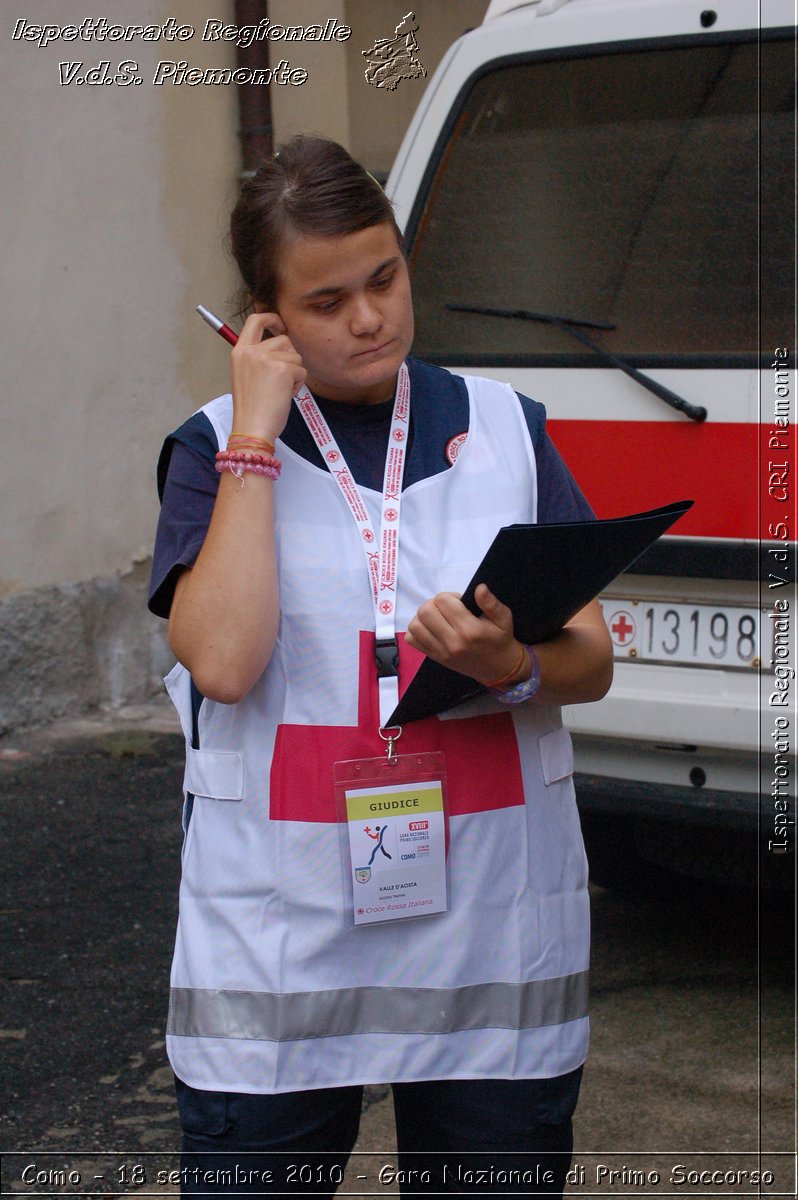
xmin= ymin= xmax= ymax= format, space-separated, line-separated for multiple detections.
xmin=269 ymin=632 xmax=525 ymax=822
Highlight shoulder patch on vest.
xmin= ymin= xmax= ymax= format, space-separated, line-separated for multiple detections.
xmin=445 ymin=433 xmax=468 ymax=465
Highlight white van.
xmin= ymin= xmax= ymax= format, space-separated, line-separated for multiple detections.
xmin=387 ymin=0 xmax=795 ymax=886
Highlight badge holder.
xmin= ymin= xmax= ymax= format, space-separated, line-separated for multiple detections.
xmin=334 ymin=729 xmax=450 ymax=927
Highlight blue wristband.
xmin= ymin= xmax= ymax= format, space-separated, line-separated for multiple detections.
xmin=491 ymin=645 xmax=541 ymax=705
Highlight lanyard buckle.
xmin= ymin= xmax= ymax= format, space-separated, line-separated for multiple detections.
xmin=375 ymin=637 xmax=399 ymax=678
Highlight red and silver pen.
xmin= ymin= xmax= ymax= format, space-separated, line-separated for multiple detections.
xmin=196 ymin=304 xmax=239 ymax=346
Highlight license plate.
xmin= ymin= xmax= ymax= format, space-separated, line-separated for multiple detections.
xmin=600 ymin=598 xmax=764 ymax=669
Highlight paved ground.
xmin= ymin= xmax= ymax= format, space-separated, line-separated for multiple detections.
xmin=0 ymin=707 xmax=794 ymax=1197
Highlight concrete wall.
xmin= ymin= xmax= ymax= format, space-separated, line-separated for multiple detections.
xmin=1 ymin=0 xmax=241 ymax=732
xmin=1 ymin=0 xmax=486 ymax=734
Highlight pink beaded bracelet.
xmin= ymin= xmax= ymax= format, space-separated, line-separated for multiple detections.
xmin=215 ymin=455 xmax=281 ymax=482
xmin=215 ymin=448 xmax=281 ymax=480
xmin=216 ymin=460 xmax=281 ymax=482
xmin=216 ymin=449 xmax=281 ymax=467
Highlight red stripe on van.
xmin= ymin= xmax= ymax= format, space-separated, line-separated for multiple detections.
xmin=548 ymin=420 xmax=791 ymax=540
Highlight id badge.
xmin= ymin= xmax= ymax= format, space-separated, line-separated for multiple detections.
xmin=334 ymin=752 xmax=449 ymax=926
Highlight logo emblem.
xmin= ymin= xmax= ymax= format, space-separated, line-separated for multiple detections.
xmin=362 ymin=529 xmax=375 ymax=542
xmin=445 ymin=433 xmax=468 ymax=465
xmin=384 ymin=508 xmax=398 ymax=522
xmin=362 ymin=12 xmax=427 ymax=92
xmin=379 ymin=600 xmax=394 ymax=615
xmin=608 ymin=610 xmax=636 ymax=646
xmin=355 ymin=867 xmax=371 ymax=884
xmin=326 ymin=450 xmax=340 ymax=463
xmin=393 ymin=429 xmax=406 ymax=442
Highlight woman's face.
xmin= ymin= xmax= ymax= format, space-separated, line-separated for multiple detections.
xmin=274 ymin=221 xmax=414 ymax=404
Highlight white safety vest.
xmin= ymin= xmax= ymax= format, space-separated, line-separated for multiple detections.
xmin=164 ymin=372 xmax=590 ymax=1094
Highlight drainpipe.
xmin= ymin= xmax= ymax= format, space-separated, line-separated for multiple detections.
xmin=234 ymin=0 xmax=273 ymax=173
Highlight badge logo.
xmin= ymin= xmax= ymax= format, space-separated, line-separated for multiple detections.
xmin=384 ymin=508 xmax=398 ymax=522
xmin=355 ymin=867 xmax=371 ymax=884
xmin=326 ymin=450 xmax=340 ymax=463
xmin=379 ymin=600 xmax=394 ymax=615
xmin=445 ymin=433 xmax=468 ymax=465
xmin=362 ymin=529 xmax=375 ymax=542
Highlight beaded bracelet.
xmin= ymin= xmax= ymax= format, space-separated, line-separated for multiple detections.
xmin=216 ymin=449 xmax=281 ymax=466
xmin=216 ymin=459 xmax=281 ymax=482
xmin=215 ymin=448 xmax=282 ymax=482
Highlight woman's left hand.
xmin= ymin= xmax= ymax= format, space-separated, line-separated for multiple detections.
xmin=405 ymin=591 xmax=614 ymax=704
xmin=405 ymin=583 xmax=526 ymax=687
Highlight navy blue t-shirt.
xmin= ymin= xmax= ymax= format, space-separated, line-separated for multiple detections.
xmin=149 ymin=358 xmax=593 ymax=618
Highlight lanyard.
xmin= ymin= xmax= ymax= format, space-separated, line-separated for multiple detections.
xmin=294 ymin=362 xmax=411 ymax=730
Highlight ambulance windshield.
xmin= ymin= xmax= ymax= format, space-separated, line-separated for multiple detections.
xmin=407 ymin=35 xmax=793 ymax=365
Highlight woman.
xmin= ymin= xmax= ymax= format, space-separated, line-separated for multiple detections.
xmin=149 ymin=135 xmax=612 ymax=1196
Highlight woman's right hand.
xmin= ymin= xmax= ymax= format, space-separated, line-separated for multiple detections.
xmin=230 ymin=312 xmax=307 ymax=444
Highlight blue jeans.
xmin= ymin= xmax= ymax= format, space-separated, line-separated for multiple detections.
xmin=175 ymin=1068 xmax=582 ymax=1197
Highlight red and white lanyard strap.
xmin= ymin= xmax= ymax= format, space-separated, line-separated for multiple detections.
xmin=294 ymin=362 xmax=410 ymax=730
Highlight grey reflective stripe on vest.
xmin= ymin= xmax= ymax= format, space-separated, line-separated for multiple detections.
xmin=168 ymin=971 xmax=589 ymax=1043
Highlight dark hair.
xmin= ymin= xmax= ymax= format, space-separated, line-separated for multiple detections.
xmin=229 ymin=135 xmax=402 ymax=315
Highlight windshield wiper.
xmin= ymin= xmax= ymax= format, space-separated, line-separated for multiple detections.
xmin=447 ymin=304 xmax=707 ymax=423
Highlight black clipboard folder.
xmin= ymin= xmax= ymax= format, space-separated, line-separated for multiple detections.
xmin=389 ymin=499 xmax=694 ymax=726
